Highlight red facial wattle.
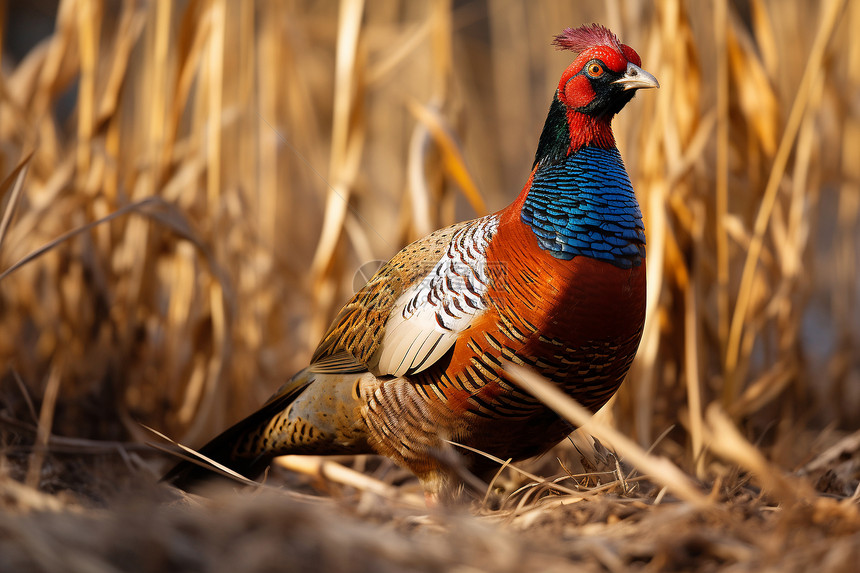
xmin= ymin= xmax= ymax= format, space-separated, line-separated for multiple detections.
xmin=556 ymin=44 xmax=643 ymax=111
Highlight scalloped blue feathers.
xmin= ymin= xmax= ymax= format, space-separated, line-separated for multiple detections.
xmin=521 ymin=147 xmax=645 ymax=268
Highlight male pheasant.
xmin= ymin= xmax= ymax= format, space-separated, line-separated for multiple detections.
xmin=164 ymin=24 xmax=658 ymax=501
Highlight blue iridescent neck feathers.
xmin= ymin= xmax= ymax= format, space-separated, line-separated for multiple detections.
xmin=520 ymin=146 xmax=645 ymax=269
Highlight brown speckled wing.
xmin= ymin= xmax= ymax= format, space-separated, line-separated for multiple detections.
xmin=309 ymin=220 xmax=473 ymax=373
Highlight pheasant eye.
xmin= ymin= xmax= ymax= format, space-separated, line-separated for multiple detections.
xmin=587 ymin=62 xmax=604 ymax=78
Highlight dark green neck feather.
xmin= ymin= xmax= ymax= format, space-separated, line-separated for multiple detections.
xmin=532 ymin=95 xmax=570 ymax=169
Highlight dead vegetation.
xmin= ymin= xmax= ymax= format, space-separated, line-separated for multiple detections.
xmin=0 ymin=0 xmax=858 ymax=571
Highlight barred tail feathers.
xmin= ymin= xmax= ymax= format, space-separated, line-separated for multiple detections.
xmin=161 ymin=379 xmax=312 ymax=491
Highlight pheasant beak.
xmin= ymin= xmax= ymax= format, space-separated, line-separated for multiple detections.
xmin=613 ymin=62 xmax=660 ymax=91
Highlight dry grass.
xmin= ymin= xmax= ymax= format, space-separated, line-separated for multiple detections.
xmin=1 ymin=0 xmax=859 ymax=571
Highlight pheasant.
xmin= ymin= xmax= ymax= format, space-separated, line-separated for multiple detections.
xmin=164 ymin=24 xmax=658 ymax=502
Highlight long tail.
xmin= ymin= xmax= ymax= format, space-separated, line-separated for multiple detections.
xmin=161 ymin=382 xmax=309 ymax=491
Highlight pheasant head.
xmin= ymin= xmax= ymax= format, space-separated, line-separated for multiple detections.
xmin=534 ymin=24 xmax=659 ymax=167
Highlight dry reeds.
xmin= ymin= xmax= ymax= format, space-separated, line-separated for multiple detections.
xmin=0 ymin=1 xmax=858 ymax=571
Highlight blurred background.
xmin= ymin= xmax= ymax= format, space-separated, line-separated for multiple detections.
xmin=0 ymin=0 xmax=857 ymax=479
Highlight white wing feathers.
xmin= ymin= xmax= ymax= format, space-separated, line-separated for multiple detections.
xmin=376 ymin=216 xmax=499 ymax=377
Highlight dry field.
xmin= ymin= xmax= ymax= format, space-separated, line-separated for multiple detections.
xmin=1 ymin=0 xmax=859 ymax=571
